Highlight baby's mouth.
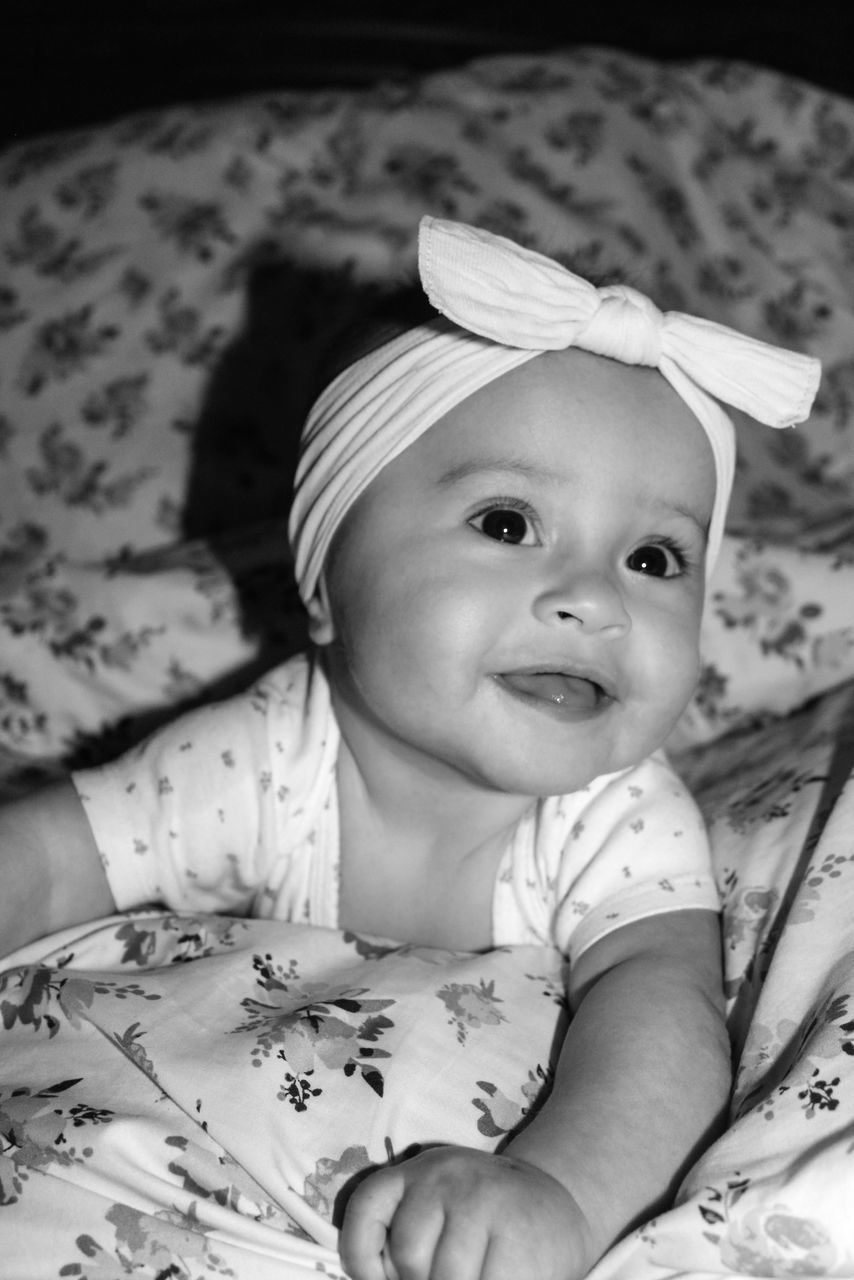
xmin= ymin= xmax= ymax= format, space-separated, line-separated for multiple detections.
xmin=496 ymin=670 xmax=613 ymax=717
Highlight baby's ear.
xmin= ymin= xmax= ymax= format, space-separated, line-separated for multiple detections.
xmin=305 ymin=578 xmax=336 ymax=646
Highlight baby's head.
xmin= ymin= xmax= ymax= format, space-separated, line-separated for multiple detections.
xmin=288 ymin=217 xmax=819 ymax=797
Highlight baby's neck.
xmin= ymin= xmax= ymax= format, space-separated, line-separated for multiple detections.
xmin=333 ymin=714 xmax=534 ymax=950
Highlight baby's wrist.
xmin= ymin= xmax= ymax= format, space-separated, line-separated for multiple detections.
xmin=499 ymin=1146 xmax=599 ymax=1262
xmin=502 ymin=1139 xmax=609 ymax=1262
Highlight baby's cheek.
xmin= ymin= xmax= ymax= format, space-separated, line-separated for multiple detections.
xmin=656 ymin=638 xmax=702 ymax=725
xmin=629 ymin=614 xmax=699 ymax=720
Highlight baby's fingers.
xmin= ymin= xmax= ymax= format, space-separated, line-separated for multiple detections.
xmin=380 ymin=1185 xmax=470 ymax=1280
xmin=340 ymin=1168 xmax=411 ymax=1280
xmin=423 ymin=1215 xmax=491 ymax=1280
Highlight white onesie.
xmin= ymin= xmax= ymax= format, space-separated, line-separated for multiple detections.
xmin=73 ymin=652 xmax=718 ymax=965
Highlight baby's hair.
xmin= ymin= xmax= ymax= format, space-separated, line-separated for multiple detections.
xmin=309 ymin=272 xmax=435 ymax=407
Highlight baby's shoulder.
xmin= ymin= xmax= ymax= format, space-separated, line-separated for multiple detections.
xmin=238 ymin=650 xmax=329 ymax=725
xmin=246 ymin=650 xmax=313 ymax=704
xmin=243 ymin=649 xmax=337 ymax=775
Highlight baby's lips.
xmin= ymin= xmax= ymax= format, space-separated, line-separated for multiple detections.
xmin=501 ymin=671 xmax=605 ymax=709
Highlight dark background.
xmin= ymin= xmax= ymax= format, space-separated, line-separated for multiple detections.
xmin=3 ymin=2 xmax=852 ymax=147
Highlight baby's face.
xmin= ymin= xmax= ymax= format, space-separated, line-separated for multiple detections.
xmin=313 ymin=347 xmax=715 ymax=799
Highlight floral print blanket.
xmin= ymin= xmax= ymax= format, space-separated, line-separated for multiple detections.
xmin=2 ymin=42 xmax=854 ymax=1278
xmin=0 ymin=920 xmax=566 ymax=1278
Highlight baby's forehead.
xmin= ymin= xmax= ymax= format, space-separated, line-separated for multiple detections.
xmin=374 ymin=346 xmax=715 ymax=508
xmin=415 ymin=345 xmax=712 ymax=452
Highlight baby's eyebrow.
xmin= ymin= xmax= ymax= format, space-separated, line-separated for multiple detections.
xmin=436 ymin=456 xmax=564 ymax=487
xmin=654 ymin=499 xmax=710 ymax=541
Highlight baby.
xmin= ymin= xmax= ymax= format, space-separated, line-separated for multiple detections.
xmin=0 ymin=217 xmax=819 ymax=1280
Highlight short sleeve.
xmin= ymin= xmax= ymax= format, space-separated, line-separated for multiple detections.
xmin=71 ymin=654 xmax=334 ymax=916
xmin=493 ymin=752 xmax=719 ymax=965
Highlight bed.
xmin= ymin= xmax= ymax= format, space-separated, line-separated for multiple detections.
xmin=3 ymin=8 xmax=854 ymax=1276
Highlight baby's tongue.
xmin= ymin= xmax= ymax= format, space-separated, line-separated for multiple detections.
xmin=503 ymin=672 xmax=599 ymax=708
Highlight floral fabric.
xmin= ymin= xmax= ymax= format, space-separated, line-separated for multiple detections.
xmin=0 ymin=920 xmax=566 ymax=1277
xmin=2 ymin=41 xmax=854 ymax=1279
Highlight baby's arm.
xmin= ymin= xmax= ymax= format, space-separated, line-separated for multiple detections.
xmin=340 ymin=907 xmax=730 ymax=1280
xmin=0 ymin=780 xmax=116 ymax=960
xmin=506 ymin=907 xmax=731 ymax=1264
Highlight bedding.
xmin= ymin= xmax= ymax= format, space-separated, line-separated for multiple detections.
xmin=2 ymin=42 xmax=854 ymax=1278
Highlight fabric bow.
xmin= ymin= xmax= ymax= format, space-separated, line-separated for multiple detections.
xmin=419 ymin=216 xmax=819 ymax=429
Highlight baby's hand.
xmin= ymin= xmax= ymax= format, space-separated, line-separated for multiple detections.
xmin=338 ymin=1145 xmax=593 ymax=1280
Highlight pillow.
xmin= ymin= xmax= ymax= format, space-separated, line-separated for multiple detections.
xmin=2 ymin=48 xmax=853 ymax=780
xmin=670 ymin=531 xmax=854 ymax=749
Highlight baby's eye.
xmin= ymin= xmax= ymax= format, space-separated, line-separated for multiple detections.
xmin=626 ymin=540 xmax=685 ymax=578
xmin=469 ymin=506 xmax=537 ymax=546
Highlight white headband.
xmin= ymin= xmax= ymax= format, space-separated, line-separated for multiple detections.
xmin=289 ymin=216 xmax=821 ymax=604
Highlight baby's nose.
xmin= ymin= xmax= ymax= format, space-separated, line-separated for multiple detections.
xmin=534 ymin=570 xmax=631 ymax=636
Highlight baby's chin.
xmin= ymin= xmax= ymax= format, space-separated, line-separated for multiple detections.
xmin=464 ymin=744 xmax=633 ymax=801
